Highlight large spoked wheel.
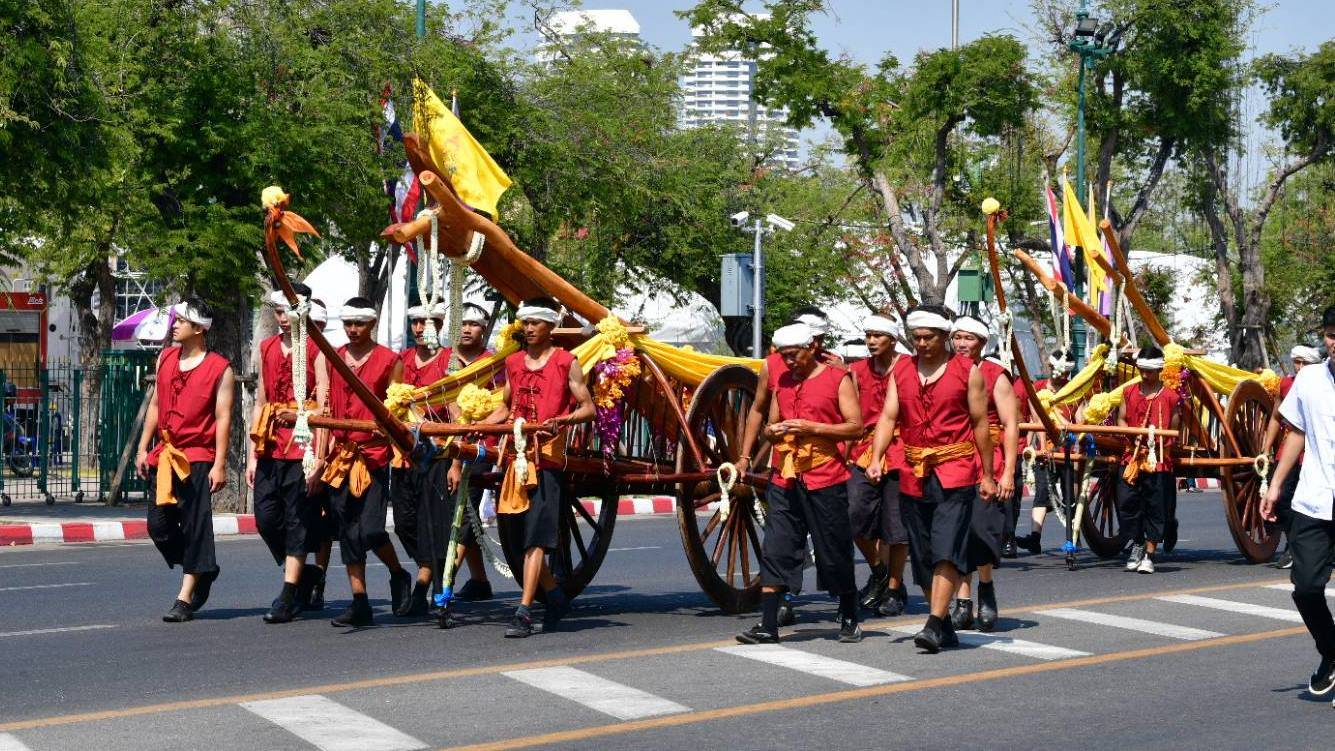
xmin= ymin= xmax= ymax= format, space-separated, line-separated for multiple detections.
xmin=675 ymin=365 xmax=771 ymax=614
xmin=1079 ymin=464 xmax=1124 ymax=558
xmin=497 ymin=477 xmax=618 ymax=600
xmin=1221 ymin=380 xmax=1280 ymax=563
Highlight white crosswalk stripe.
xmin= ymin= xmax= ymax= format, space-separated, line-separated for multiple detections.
xmin=503 ymin=666 xmax=690 ymax=720
xmin=890 ymin=625 xmax=1090 ymax=660
xmin=1264 ymin=583 xmax=1335 ymax=597
xmin=240 ymin=694 xmax=427 ymax=751
xmin=1038 ymin=607 xmax=1225 ymax=640
xmin=0 ymin=734 xmax=33 ymax=751
xmin=716 ymin=644 xmax=913 ymax=686
xmin=1157 ymin=594 xmax=1304 ymax=623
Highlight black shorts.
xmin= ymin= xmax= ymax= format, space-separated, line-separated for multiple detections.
xmin=329 ymin=467 xmax=392 ymax=565
xmin=253 ymin=458 xmax=320 ymax=565
xmin=900 ymin=474 xmax=973 ymax=588
xmin=502 ymin=469 xmax=562 ymax=553
xmin=1032 ymin=465 xmax=1053 ymax=511
xmin=967 ymin=489 xmax=1007 ymax=572
xmin=1116 ymin=470 xmax=1172 ymax=545
xmin=759 ymin=480 xmax=856 ymax=596
xmin=847 ymin=466 xmax=908 ymax=545
xmin=389 ymin=466 xmax=425 ymax=563
xmin=147 ymin=461 xmax=219 ymax=575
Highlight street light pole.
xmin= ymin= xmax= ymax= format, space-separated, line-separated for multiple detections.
xmin=417 ymin=0 xmax=426 ymax=38
xmin=751 ymin=217 xmax=765 ymax=358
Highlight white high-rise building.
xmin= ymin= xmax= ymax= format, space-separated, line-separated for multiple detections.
xmin=681 ymin=23 xmax=800 ymax=170
xmin=538 ymin=9 xmax=642 ymax=63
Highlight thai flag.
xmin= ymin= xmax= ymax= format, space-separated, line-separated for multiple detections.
xmin=394 ymin=163 xmax=421 ymax=262
xmin=1045 ymin=183 xmax=1075 ymax=287
xmin=377 ymin=84 xmax=403 ymax=153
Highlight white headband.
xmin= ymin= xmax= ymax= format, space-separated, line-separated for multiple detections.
xmin=267 ymin=290 xmax=290 ymax=309
xmin=1291 ymin=345 xmax=1321 ymax=364
xmin=772 ymin=323 xmax=815 ymax=349
xmin=862 ymin=315 xmax=899 ymax=337
xmin=841 ymin=343 xmax=871 ymax=360
xmin=905 ymin=310 xmax=952 ymax=332
xmin=171 ymin=302 xmax=212 ymax=331
xmin=1049 ymin=352 xmax=1074 ymax=371
xmin=405 ymin=305 xmax=429 ymax=320
xmin=951 ymin=315 xmax=990 ymax=343
xmin=1136 ymin=357 xmax=1165 ymax=370
xmin=516 ymin=305 xmax=560 ymax=325
xmin=795 ymin=313 xmax=830 ymax=336
xmin=340 ymin=305 xmax=377 ymax=322
xmin=308 ymin=301 xmax=327 ymax=324
xmin=461 ymin=305 xmax=489 ymax=325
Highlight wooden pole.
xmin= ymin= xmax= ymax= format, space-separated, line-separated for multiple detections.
xmin=1013 ymin=249 xmax=1112 ymax=336
xmin=1099 ymin=219 xmax=1171 ymax=346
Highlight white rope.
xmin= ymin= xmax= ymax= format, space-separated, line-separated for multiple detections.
xmin=1022 ymin=445 xmax=1037 ymax=489
xmin=458 ymin=445 xmax=514 ymax=580
xmin=1146 ymin=426 xmax=1159 ymax=470
xmin=715 ymin=461 xmax=738 ymax=521
xmin=512 ymin=417 xmax=529 ymax=486
xmin=416 ymin=209 xmax=442 ymax=352
xmin=444 ymin=231 xmax=485 ymax=349
xmin=289 ymin=297 xmax=315 ymax=474
xmin=1253 ymin=453 xmax=1270 ymax=498
xmin=1106 ymin=283 xmax=1123 ymax=375
xmin=997 ymin=309 xmax=1014 ymax=371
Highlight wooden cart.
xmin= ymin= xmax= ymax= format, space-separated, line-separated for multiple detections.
xmin=260 ymin=136 xmax=775 ymax=614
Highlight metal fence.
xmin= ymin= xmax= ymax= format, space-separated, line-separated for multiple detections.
xmin=0 ymin=351 xmax=157 ymax=506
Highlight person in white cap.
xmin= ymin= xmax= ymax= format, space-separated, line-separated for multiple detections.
xmin=248 ymin=283 xmax=328 ymax=624
xmin=136 ymin=297 xmax=236 ymax=623
xmin=947 ymin=313 xmax=1018 ymax=632
xmin=312 ymin=296 xmax=412 ymax=627
xmin=1261 ymin=343 xmax=1325 ymax=569
xmin=1116 ymin=345 xmax=1182 ymax=574
xmin=1014 ymin=348 xmax=1077 ymax=555
xmin=845 ymin=314 xmax=910 ymax=616
xmin=866 ymin=304 xmax=996 ymax=653
xmin=736 ymin=322 xmax=865 ymax=645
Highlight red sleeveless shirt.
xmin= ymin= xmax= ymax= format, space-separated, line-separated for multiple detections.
xmin=1122 ymin=383 xmax=1181 ymax=472
xmin=978 ymin=357 xmax=1012 ymax=482
xmin=769 ymin=363 xmax=851 ymax=491
xmin=149 ymin=347 xmax=230 ymax=466
xmin=401 ymin=347 xmax=452 ymax=421
xmin=258 ymin=335 xmax=318 ymax=461
xmin=892 ymin=354 xmax=980 ymax=496
xmin=328 ymin=344 xmax=398 ymax=470
xmin=850 ymin=356 xmax=903 ymax=471
xmin=506 ymin=348 xmax=576 ymax=469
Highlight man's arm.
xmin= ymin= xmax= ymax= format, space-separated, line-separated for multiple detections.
xmin=389 ymin=358 xmax=404 ymax=386
xmin=994 ymin=376 xmax=1020 ymax=500
xmin=969 ymin=366 xmax=997 ymax=500
xmin=865 ymin=376 xmax=900 ymax=483
xmin=1261 ymin=409 xmax=1283 ymax=456
xmin=736 ymin=361 xmax=771 ymax=474
xmin=480 ymin=382 xmax=512 ymax=425
xmin=210 ymin=366 xmax=236 ymax=492
xmin=1262 ymin=428 xmax=1305 ymax=521
xmin=557 ymin=362 xmax=596 ymax=427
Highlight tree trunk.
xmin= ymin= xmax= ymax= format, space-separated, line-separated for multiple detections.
xmin=1202 ymin=179 xmax=1239 ymax=350
xmin=206 ymin=286 xmax=253 ymax=513
xmin=1235 ymin=236 xmax=1269 ymax=370
xmin=71 ymin=259 xmax=117 ymax=503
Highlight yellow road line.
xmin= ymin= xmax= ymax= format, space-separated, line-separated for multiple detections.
xmin=0 ymin=575 xmax=1292 ymax=732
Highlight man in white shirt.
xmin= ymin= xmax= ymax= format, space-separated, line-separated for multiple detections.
xmin=1263 ymin=305 xmax=1335 ymax=702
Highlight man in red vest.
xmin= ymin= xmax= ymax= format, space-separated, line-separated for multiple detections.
xmin=948 ymin=314 xmax=1018 ymax=632
xmin=313 ymin=296 xmax=412 ymax=627
xmin=136 ymin=299 xmax=236 ymax=623
xmin=1116 ymin=345 xmax=1182 ymax=575
xmin=248 ymin=285 xmax=327 ymax=624
xmin=846 ymin=315 xmax=911 ymax=617
xmin=867 ymin=305 xmax=995 ymax=653
xmin=480 ymin=297 xmax=595 ymax=638
xmin=736 ymin=322 xmax=865 ymax=645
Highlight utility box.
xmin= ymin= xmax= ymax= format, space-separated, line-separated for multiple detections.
xmin=720 ymin=254 xmax=754 ymax=317
xmin=956 ymin=264 xmax=993 ymax=304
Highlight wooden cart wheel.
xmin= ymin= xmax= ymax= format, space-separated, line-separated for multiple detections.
xmin=675 ymin=365 xmax=771 ymax=614
xmin=496 ymin=477 xmax=618 ymax=601
xmin=1220 ymin=379 xmax=1280 ymax=563
xmin=1079 ymin=463 xmax=1124 ymax=559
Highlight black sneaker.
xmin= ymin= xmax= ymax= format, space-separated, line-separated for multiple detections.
xmin=1309 ymin=655 xmax=1335 ymax=697
xmin=858 ymin=572 xmax=889 ymax=610
xmin=1018 ymin=531 xmax=1043 ymax=556
xmin=263 ymin=594 xmax=302 ymax=624
xmin=977 ymin=587 xmax=998 ymax=632
xmin=950 ymin=599 xmax=974 ymax=630
xmin=877 ymin=584 xmax=908 ymax=617
xmin=942 ymin=618 xmax=960 ymax=648
xmin=837 ymin=617 xmax=863 ymax=643
xmin=188 ymin=568 xmax=219 ymax=612
xmin=307 ymin=572 xmax=327 ymax=611
xmin=736 ymin=623 xmax=780 ymax=645
xmin=778 ymin=595 xmax=797 ymax=627
xmin=330 ymin=600 xmax=373 ymax=628
xmin=1001 ymin=537 xmax=1019 ymax=559
xmin=163 ymin=599 xmax=193 ymax=623
xmin=396 ymin=582 xmax=429 ymax=617
xmin=1275 ymin=549 xmax=1294 ymax=570
xmin=505 ymin=610 xmax=535 ymax=638
xmin=388 ymin=568 xmax=412 ymax=615
xmin=912 ymin=621 xmax=944 ymax=654
xmin=457 ymin=579 xmax=494 ymax=601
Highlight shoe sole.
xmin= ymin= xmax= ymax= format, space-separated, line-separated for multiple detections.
xmin=1309 ymin=678 xmax=1335 ymax=697
xmin=913 ymin=634 xmax=942 ymax=654
xmin=736 ymin=633 xmax=779 ymax=645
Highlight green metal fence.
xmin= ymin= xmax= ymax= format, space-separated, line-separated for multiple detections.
xmin=0 ymin=351 xmax=156 ymax=506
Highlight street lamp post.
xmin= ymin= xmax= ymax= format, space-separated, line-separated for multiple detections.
xmin=731 ymin=212 xmax=794 ymax=358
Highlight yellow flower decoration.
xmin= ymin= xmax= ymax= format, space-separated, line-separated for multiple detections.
xmin=261 ymin=185 xmax=289 ymax=209
xmin=1161 ymin=342 xmax=1187 ymax=390
xmin=981 ymin=197 xmax=1001 ymax=215
xmin=498 ymin=319 xmax=524 ymax=343
xmin=595 ymin=316 xmax=631 ymax=350
xmin=1036 ymin=388 xmax=1055 ymax=414
xmin=1258 ymin=368 xmax=1281 ymax=397
xmin=456 ymin=383 xmax=504 ymax=424
xmin=384 ymin=383 xmax=419 ymax=422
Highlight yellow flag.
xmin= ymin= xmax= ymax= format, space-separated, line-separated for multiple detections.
xmin=1061 ymin=175 xmax=1106 ymax=299
xmin=412 ymin=78 xmax=512 ymax=218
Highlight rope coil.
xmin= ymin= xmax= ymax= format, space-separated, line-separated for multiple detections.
xmin=715 ymin=461 xmax=738 ymax=521
xmin=511 ymin=417 xmax=528 ymax=485
xmin=416 ymin=209 xmax=443 ymax=353
xmin=457 ymin=443 xmax=513 ymax=580
xmin=1022 ymin=445 xmax=1037 ymax=489
xmin=997 ymin=310 xmax=1014 ymax=371
xmin=1253 ymin=453 xmax=1270 ymax=498
xmin=289 ymin=296 xmax=315 ymax=474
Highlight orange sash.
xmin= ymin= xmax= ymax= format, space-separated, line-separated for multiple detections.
xmin=498 ymin=433 xmax=568 ymax=515
xmin=320 ymin=439 xmax=374 ymax=498
xmin=903 ymin=441 xmax=975 ymax=479
xmin=155 ymin=430 xmax=192 ymax=506
xmin=772 ymin=435 xmax=840 ymax=480
xmin=853 ymin=428 xmax=899 ymax=471
xmin=248 ymin=400 xmax=316 ymax=454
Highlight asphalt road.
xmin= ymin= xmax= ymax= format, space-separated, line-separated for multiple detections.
xmin=0 ymin=491 xmax=1328 ymax=750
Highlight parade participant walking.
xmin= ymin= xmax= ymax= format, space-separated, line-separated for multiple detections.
xmin=1015 ymin=350 xmax=1076 ymax=555
xmin=314 ymin=296 xmax=412 ymax=627
xmin=1262 ymin=305 xmax=1335 ymax=702
xmin=390 ymin=303 xmax=452 ymax=616
xmin=846 ymin=315 xmax=910 ymax=617
xmin=1261 ymin=344 xmax=1323 ymax=569
xmin=136 ymin=299 xmax=236 ymax=623
xmin=248 ymin=286 xmax=326 ymax=624
xmin=736 ymin=322 xmax=864 ymax=645
xmin=947 ymin=314 xmax=1018 ymax=632
xmin=479 ymin=297 xmax=595 ymax=638
xmin=866 ymin=305 xmax=995 ymax=653
xmin=1115 ymin=346 xmax=1182 ymax=575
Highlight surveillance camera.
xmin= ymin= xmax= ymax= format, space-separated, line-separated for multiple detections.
xmin=730 ymin=211 xmax=750 ymax=228
xmin=766 ymin=213 xmax=795 ymax=232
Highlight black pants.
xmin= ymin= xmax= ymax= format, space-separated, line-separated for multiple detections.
xmin=501 ymin=469 xmax=562 ymax=553
xmin=253 ymin=458 xmax=319 ymax=566
xmin=1289 ymin=510 xmax=1335 ymax=659
xmin=389 ymin=466 xmax=424 ymax=563
xmin=901 ymin=475 xmax=974 ymax=588
xmin=148 ymin=462 xmax=219 ymax=575
xmin=1116 ymin=471 xmax=1173 ymax=545
xmin=1272 ymin=460 xmax=1302 ymax=534
xmin=329 ymin=467 xmax=391 ymax=565
xmin=760 ymin=480 xmax=856 ymax=597
xmin=1003 ymin=461 xmax=1025 ymax=541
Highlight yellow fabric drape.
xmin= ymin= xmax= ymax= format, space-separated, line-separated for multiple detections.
xmin=771 ymin=435 xmax=841 ymax=479
xmin=1036 ymin=343 xmax=1111 ymax=420
xmin=155 ymin=432 xmax=191 ymax=506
